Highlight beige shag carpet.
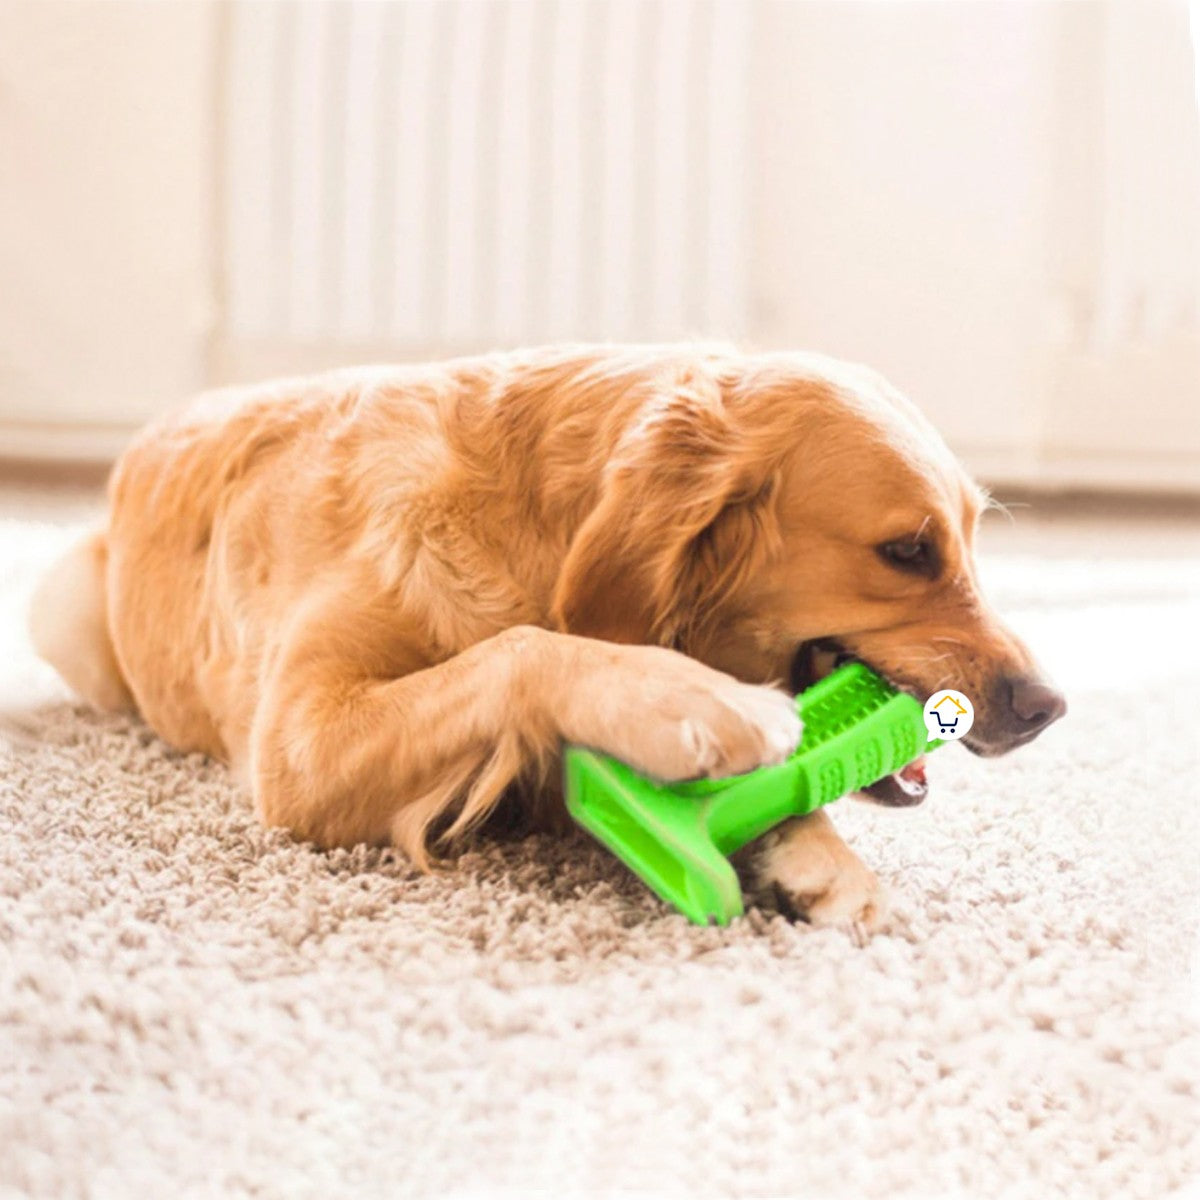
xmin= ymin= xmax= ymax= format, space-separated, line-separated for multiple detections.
xmin=2 ymin=486 xmax=1199 ymax=1200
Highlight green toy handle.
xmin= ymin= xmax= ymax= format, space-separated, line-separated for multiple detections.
xmin=673 ymin=663 xmax=940 ymax=853
xmin=565 ymin=662 xmax=943 ymax=925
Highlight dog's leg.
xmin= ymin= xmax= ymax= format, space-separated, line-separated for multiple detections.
xmin=251 ymin=608 xmax=802 ymax=862
xmin=745 ymin=810 xmax=887 ymax=936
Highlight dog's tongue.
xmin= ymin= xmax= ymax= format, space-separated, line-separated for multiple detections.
xmin=861 ymin=756 xmax=928 ymax=807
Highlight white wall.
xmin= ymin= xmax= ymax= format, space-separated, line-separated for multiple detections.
xmin=753 ymin=1 xmax=1200 ymax=490
xmin=753 ymin=1 xmax=1060 ymax=467
xmin=0 ymin=0 xmax=215 ymax=457
xmin=0 ymin=0 xmax=1197 ymax=490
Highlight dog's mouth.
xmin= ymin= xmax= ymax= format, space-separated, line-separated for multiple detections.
xmin=789 ymin=638 xmax=930 ymax=808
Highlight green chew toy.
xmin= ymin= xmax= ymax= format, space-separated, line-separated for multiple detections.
xmin=564 ymin=662 xmax=942 ymax=925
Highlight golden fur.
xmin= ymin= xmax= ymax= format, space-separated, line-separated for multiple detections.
xmin=32 ymin=344 xmax=1063 ymax=931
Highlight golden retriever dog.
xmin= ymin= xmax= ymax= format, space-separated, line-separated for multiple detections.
xmin=30 ymin=344 xmax=1064 ymax=932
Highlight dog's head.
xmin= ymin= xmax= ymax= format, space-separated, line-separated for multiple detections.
xmin=552 ymin=352 xmax=1065 ymax=801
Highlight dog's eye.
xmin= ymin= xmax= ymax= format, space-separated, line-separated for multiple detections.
xmin=877 ymin=537 xmax=939 ymax=578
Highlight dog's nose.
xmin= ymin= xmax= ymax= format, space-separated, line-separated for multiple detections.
xmin=1007 ymin=677 xmax=1067 ymax=734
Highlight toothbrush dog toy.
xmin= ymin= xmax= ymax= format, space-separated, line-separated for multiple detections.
xmin=564 ymin=662 xmax=941 ymax=925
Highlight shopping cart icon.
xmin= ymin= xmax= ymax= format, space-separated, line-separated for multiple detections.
xmin=925 ymin=691 xmax=971 ymax=739
xmin=931 ymin=709 xmax=960 ymax=733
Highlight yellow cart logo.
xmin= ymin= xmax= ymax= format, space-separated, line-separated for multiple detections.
xmin=923 ymin=690 xmax=974 ymax=741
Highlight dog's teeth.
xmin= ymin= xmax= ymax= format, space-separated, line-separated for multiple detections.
xmin=892 ymin=758 xmax=928 ymax=796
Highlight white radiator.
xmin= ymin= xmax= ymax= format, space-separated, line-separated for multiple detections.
xmin=222 ymin=0 xmax=752 ymax=356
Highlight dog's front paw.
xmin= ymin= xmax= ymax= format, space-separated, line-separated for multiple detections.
xmin=749 ymin=813 xmax=888 ymax=939
xmin=578 ymin=645 xmax=802 ymax=782
xmin=674 ymin=674 xmax=802 ymax=779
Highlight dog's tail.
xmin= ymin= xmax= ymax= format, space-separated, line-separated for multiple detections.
xmin=29 ymin=529 xmax=135 ymax=713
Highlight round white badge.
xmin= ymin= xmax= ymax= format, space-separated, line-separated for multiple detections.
xmin=923 ymin=689 xmax=974 ymax=741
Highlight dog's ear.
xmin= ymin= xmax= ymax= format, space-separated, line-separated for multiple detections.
xmin=551 ymin=373 xmax=780 ymax=646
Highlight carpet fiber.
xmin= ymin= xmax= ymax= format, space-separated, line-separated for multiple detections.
xmin=2 ymin=490 xmax=1199 ymax=1199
